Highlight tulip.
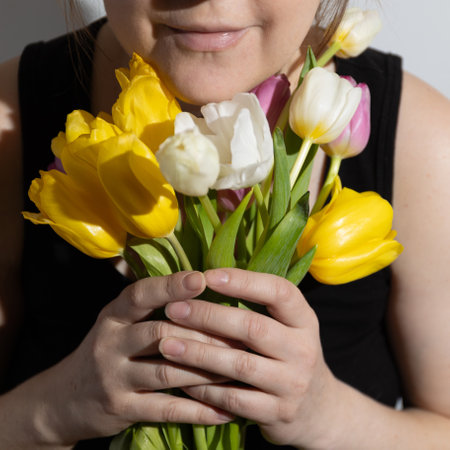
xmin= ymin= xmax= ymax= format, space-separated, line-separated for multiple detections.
xmin=322 ymin=77 xmax=371 ymax=159
xmin=289 ymin=67 xmax=361 ymax=144
xmin=217 ymin=187 xmax=252 ymax=212
xmin=288 ymin=67 xmax=361 ymax=186
xmin=112 ymin=53 xmax=181 ymax=152
xmin=311 ymin=78 xmax=371 ymax=213
xmin=173 ymin=93 xmax=273 ymax=190
xmin=297 ymin=177 xmax=403 ymax=285
xmin=156 ymin=129 xmax=220 ymax=197
xmin=22 ymin=169 xmax=126 ymax=259
xmin=51 ymin=110 xmax=122 ymax=191
xmin=329 ymin=8 xmax=382 ymax=59
xmin=97 ymin=133 xmax=179 ymax=239
xmin=250 ymin=74 xmax=291 ymax=131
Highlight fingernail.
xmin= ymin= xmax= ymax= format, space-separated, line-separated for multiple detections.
xmin=166 ymin=301 xmax=191 ymax=319
xmin=161 ymin=338 xmax=186 ymax=356
xmin=182 ymin=272 xmax=203 ymax=291
xmin=205 ymin=269 xmax=230 ymax=286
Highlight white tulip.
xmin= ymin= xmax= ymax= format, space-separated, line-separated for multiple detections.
xmin=289 ymin=67 xmax=362 ymax=145
xmin=331 ymin=8 xmax=382 ymax=58
xmin=174 ymin=93 xmax=273 ymax=190
xmin=156 ymin=129 xmax=220 ymax=196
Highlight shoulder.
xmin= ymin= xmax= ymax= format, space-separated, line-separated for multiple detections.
xmin=389 ymin=71 xmax=450 ymax=415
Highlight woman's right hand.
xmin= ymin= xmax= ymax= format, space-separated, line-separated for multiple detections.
xmin=0 ymin=271 xmax=234 ymax=449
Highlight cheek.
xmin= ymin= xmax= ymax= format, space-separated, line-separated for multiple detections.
xmin=104 ymin=0 xmax=156 ymax=57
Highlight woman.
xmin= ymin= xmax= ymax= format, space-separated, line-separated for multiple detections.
xmin=0 ymin=0 xmax=449 ymax=448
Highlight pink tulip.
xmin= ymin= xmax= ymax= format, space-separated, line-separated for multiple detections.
xmin=217 ymin=187 xmax=253 ymax=212
xmin=322 ymin=76 xmax=371 ymax=159
xmin=250 ymin=74 xmax=291 ymax=131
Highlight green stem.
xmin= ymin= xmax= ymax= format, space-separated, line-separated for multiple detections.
xmin=273 ymin=96 xmax=292 ymax=132
xmin=317 ymin=40 xmax=342 ymax=67
xmin=253 ymin=183 xmax=269 ymax=225
xmin=199 ymin=194 xmax=221 ymax=233
xmin=193 ymin=425 xmax=208 ymax=450
xmin=165 ymin=232 xmax=193 ymax=271
xmin=311 ymin=155 xmax=342 ymax=214
xmin=289 ymin=137 xmax=313 ymax=189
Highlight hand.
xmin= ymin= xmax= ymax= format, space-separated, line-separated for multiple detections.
xmin=159 ymin=268 xmax=340 ymax=448
xmin=4 ymin=271 xmax=235 ymax=448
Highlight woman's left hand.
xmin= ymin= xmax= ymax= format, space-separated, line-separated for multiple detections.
xmin=159 ymin=268 xmax=340 ymax=448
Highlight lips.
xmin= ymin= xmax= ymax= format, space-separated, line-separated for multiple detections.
xmin=167 ymin=26 xmax=249 ymax=52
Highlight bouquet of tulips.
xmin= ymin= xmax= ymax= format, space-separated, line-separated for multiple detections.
xmin=23 ymin=8 xmax=401 ymax=450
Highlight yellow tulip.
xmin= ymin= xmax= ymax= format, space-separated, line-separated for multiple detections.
xmin=23 ymin=169 xmax=127 ymax=258
xmin=112 ymin=53 xmax=181 ymax=152
xmin=51 ymin=110 xmax=122 ymax=189
xmin=23 ymin=111 xmax=128 ymax=258
xmin=297 ymin=178 xmax=403 ymax=284
xmin=96 ymin=133 xmax=179 ymax=239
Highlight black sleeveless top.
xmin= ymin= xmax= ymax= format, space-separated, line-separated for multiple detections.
xmin=12 ymin=21 xmax=402 ymax=449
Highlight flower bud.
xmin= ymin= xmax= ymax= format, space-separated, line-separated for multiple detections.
xmin=322 ymin=77 xmax=371 ymax=159
xmin=250 ymin=74 xmax=291 ymax=131
xmin=330 ymin=8 xmax=382 ymax=58
xmin=289 ymin=67 xmax=362 ymax=144
xmin=297 ymin=177 xmax=403 ymax=284
xmin=156 ymin=129 xmax=220 ymax=196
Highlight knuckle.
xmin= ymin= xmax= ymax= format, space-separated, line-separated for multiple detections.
xmin=271 ymin=279 xmax=293 ymax=306
xmin=154 ymin=363 xmax=173 ymax=387
xmin=233 ymin=351 xmax=255 ymax=378
xmin=124 ymin=281 xmax=147 ymax=310
xmin=163 ymin=399 xmax=182 ymax=423
xmin=151 ymin=320 xmax=171 ymax=341
xmin=244 ymin=313 xmax=269 ymax=342
xmin=222 ymin=389 xmax=244 ymax=413
xmin=197 ymin=301 xmax=215 ymax=329
xmin=277 ymin=399 xmax=298 ymax=424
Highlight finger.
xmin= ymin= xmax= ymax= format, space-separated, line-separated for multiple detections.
xmin=124 ymin=359 xmax=230 ymax=391
xmin=159 ymin=338 xmax=289 ymax=395
xmin=119 ymin=320 xmax=244 ymax=358
xmin=126 ymin=391 xmax=235 ymax=425
xmin=182 ymin=384 xmax=277 ymax=425
xmin=102 ymin=271 xmax=206 ymax=323
xmin=204 ymin=268 xmax=316 ymax=328
xmin=165 ymin=299 xmax=293 ymax=360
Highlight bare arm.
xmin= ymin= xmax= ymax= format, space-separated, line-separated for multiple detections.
xmin=0 ymin=57 xmax=24 ymax=380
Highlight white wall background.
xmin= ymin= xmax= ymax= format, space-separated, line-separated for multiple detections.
xmin=0 ymin=0 xmax=449 ymax=98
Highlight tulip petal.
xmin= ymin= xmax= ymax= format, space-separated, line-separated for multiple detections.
xmin=23 ymin=170 xmax=126 ymax=258
xmin=309 ymin=239 xmax=403 ymax=285
xmin=97 ymin=134 xmax=178 ymax=239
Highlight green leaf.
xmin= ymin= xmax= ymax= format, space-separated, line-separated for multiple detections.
xmin=269 ymin=128 xmax=290 ymax=231
xmin=286 ymin=245 xmax=317 ymax=285
xmin=109 ymin=427 xmax=133 ymax=450
xmin=207 ymin=190 xmax=253 ymax=269
xmin=183 ymin=196 xmax=211 ymax=253
xmin=247 ymin=194 xmax=309 ymax=277
xmin=129 ymin=238 xmax=180 ymax=277
xmin=297 ymin=46 xmax=318 ymax=87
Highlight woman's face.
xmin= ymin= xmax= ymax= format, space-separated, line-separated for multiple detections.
xmin=104 ymin=0 xmax=321 ymax=104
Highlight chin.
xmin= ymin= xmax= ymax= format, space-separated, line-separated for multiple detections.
xmin=160 ymin=69 xmax=265 ymax=106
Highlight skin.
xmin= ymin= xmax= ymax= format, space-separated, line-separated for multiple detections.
xmin=0 ymin=0 xmax=450 ymax=448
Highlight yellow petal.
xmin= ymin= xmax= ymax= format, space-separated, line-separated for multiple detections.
xmin=23 ymin=170 xmax=126 ymax=258
xmin=309 ymin=239 xmax=403 ymax=285
xmin=97 ymin=134 xmax=178 ymax=239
